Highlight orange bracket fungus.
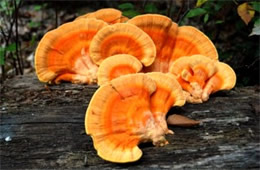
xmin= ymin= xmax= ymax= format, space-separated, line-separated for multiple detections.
xmin=170 ymin=26 xmax=218 ymax=65
xmin=85 ymin=73 xmax=182 ymax=163
xmin=97 ymin=54 xmax=143 ymax=85
xmin=146 ymin=72 xmax=186 ymax=137
xmin=169 ymin=55 xmax=236 ymax=103
xmin=76 ymin=8 xmax=128 ymax=24
xmin=35 ymin=18 xmax=108 ymax=84
xmin=202 ymin=62 xmax=236 ymax=102
xmin=89 ymin=23 xmax=156 ymax=67
xmin=128 ymin=14 xmax=218 ymax=73
xmin=127 ymin=14 xmax=178 ymax=73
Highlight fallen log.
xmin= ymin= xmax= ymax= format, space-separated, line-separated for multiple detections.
xmin=0 ymin=73 xmax=259 ymax=169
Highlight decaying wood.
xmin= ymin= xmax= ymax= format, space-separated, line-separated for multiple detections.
xmin=0 ymin=73 xmax=259 ymax=169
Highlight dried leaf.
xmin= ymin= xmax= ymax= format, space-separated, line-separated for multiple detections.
xmin=167 ymin=114 xmax=200 ymax=127
xmin=237 ymin=2 xmax=255 ymax=25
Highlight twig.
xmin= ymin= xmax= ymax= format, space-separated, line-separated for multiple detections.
xmin=166 ymin=0 xmax=174 ymax=18
xmin=178 ymin=0 xmax=191 ymax=25
xmin=55 ymin=5 xmax=58 ymax=28
xmin=0 ymin=27 xmax=8 ymax=43
xmin=176 ymin=0 xmax=185 ymax=22
xmin=15 ymin=0 xmax=23 ymax=75
xmin=142 ymin=0 xmax=148 ymax=8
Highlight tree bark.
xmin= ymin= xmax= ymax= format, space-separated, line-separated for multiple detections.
xmin=1 ymin=74 xmax=259 ymax=169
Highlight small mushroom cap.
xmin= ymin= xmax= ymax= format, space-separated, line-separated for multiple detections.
xmin=202 ymin=61 xmax=236 ymax=100
xmin=35 ymin=18 xmax=108 ymax=84
xmin=146 ymin=72 xmax=185 ymax=114
xmin=214 ymin=62 xmax=236 ymax=91
xmin=85 ymin=73 xmax=157 ymax=163
xmin=89 ymin=23 xmax=156 ymax=66
xmin=169 ymin=55 xmax=217 ymax=88
xmin=169 ymin=55 xmax=236 ymax=103
xmin=128 ymin=14 xmax=178 ymax=72
xmin=97 ymin=54 xmax=143 ymax=85
xmin=76 ymin=8 xmax=124 ymax=24
xmin=170 ymin=26 xmax=218 ymax=65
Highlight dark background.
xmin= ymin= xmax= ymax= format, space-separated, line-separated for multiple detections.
xmin=0 ymin=0 xmax=259 ymax=86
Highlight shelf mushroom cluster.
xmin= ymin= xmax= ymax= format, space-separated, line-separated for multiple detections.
xmin=34 ymin=8 xmax=237 ymax=163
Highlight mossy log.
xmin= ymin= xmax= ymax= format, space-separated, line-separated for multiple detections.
xmin=1 ymin=74 xmax=259 ymax=169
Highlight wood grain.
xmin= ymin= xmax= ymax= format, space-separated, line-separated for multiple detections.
xmin=1 ymin=74 xmax=259 ymax=169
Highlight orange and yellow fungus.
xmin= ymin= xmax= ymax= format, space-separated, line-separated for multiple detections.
xmin=76 ymin=8 xmax=128 ymax=24
xmin=89 ymin=23 xmax=156 ymax=67
xmin=85 ymin=73 xmax=176 ymax=163
xmin=170 ymin=26 xmax=218 ymax=65
xmin=202 ymin=62 xmax=236 ymax=102
xmin=128 ymin=14 xmax=178 ymax=73
xmin=97 ymin=54 xmax=143 ymax=85
xmin=146 ymin=72 xmax=186 ymax=137
xmin=35 ymin=18 xmax=108 ymax=84
xmin=169 ymin=55 xmax=236 ymax=103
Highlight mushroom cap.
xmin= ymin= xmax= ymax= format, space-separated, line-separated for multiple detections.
xmin=146 ymin=72 xmax=185 ymax=114
xmin=204 ymin=62 xmax=236 ymax=94
xmin=76 ymin=8 xmax=125 ymax=24
xmin=169 ymin=55 xmax=217 ymax=88
xmin=170 ymin=26 xmax=218 ymax=65
xmin=120 ymin=16 xmax=129 ymax=22
xmin=89 ymin=23 xmax=156 ymax=66
xmin=85 ymin=73 xmax=157 ymax=163
xmin=128 ymin=14 xmax=178 ymax=72
xmin=146 ymin=72 xmax=185 ymax=135
xmin=169 ymin=55 xmax=236 ymax=103
xmin=97 ymin=54 xmax=143 ymax=85
xmin=35 ymin=18 xmax=108 ymax=84
xmin=214 ymin=62 xmax=236 ymax=91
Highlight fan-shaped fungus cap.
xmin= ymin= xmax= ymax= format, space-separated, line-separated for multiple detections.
xmin=89 ymin=23 xmax=156 ymax=66
xmin=170 ymin=26 xmax=218 ymax=65
xmin=169 ymin=55 xmax=218 ymax=103
xmin=86 ymin=73 xmax=173 ymax=163
xmin=128 ymin=14 xmax=178 ymax=72
xmin=147 ymin=72 xmax=185 ymax=113
xmin=169 ymin=55 xmax=236 ymax=103
xmin=202 ymin=62 xmax=236 ymax=101
xmin=146 ymin=72 xmax=185 ymax=135
xmin=97 ymin=54 xmax=143 ymax=85
xmin=76 ymin=8 xmax=128 ymax=24
xmin=35 ymin=18 xmax=108 ymax=84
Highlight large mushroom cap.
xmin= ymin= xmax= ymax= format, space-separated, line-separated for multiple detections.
xmin=128 ymin=14 xmax=178 ymax=72
xmin=76 ymin=8 xmax=127 ymax=24
xmin=85 ymin=73 xmax=159 ymax=163
xmin=97 ymin=54 xmax=143 ymax=85
xmin=89 ymin=23 xmax=156 ymax=66
xmin=35 ymin=18 xmax=108 ymax=84
xmin=170 ymin=26 xmax=218 ymax=65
